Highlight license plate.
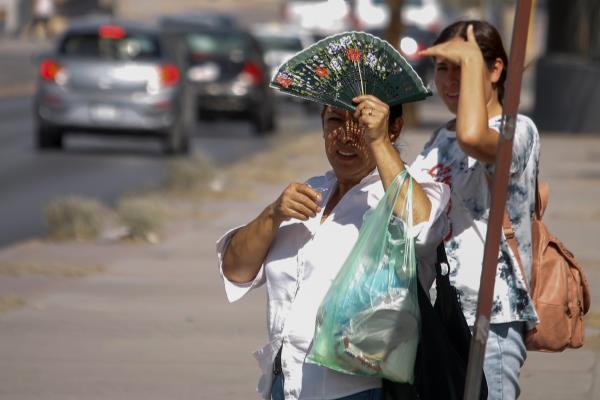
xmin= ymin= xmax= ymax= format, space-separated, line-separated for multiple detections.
xmin=90 ymin=104 xmax=118 ymax=121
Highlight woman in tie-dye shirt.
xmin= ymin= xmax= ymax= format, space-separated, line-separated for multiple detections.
xmin=413 ymin=20 xmax=540 ymax=399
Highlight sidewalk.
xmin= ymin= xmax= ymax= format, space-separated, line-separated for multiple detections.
xmin=0 ymin=37 xmax=49 ymax=98
xmin=0 ymin=127 xmax=598 ymax=399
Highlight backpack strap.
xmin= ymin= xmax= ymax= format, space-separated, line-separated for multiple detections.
xmin=501 ymin=211 xmax=528 ymax=289
xmin=485 ymin=174 xmax=531 ymax=289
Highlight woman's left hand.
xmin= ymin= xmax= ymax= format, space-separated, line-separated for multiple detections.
xmin=352 ymin=95 xmax=390 ymax=145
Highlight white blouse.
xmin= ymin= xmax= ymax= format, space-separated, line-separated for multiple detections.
xmin=216 ymin=168 xmax=449 ymax=400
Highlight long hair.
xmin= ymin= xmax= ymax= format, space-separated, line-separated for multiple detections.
xmin=433 ymin=20 xmax=508 ymax=103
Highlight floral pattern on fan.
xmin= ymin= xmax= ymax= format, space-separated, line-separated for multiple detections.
xmin=270 ymin=31 xmax=432 ymax=111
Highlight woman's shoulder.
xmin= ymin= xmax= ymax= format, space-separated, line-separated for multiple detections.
xmin=488 ymin=113 xmax=539 ymax=134
xmin=422 ymin=121 xmax=456 ymax=149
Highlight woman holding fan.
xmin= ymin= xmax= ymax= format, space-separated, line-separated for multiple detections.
xmin=413 ymin=20 xmax=541 ymax=399
xmin=216 ymin=97 xmax=449 ymax=399
xmin=215 ymin=30 xmax=452 ymax=399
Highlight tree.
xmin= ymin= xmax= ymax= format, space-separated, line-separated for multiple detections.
xmin=385 ymin=0 xmax=420 ymax=125
xmin=385 ymin=0 xmax=403 ymax=49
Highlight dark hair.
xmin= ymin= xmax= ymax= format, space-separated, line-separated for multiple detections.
xmin=433 ymin=20 xmax=508 ymax=103
xmin=389 ymin=103 xmax=403 ymax=122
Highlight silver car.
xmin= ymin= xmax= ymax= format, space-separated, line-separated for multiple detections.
xmin=34 ymin=18 xmax=189 ymax=154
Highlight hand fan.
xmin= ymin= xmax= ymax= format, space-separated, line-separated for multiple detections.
xmin=270 ymin=31 xmax=431 ymax=111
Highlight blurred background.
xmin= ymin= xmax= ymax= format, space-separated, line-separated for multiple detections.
xmin=0 ymin=0 xmax=598 ymax=245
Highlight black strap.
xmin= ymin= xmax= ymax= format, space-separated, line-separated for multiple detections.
xmin=435 ymin=243 xmax=450 ymax=286
xmin=273 ymin=347 xmax=283 ymax=375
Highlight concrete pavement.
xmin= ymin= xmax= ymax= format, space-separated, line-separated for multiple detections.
xmin=0 ymin=126 xmax=599 ymax=399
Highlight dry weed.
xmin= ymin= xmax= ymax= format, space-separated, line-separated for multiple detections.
xmin=165 ymin=153 xmax=217 ymax=193
xmin=44 ymin=196 xmax=105 ymax=240
xmin=0 ymin=296 xmax=25 ymax=314
xmin=117 ymin=197 xmax=165 ymax=242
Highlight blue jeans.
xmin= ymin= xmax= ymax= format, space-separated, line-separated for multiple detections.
xmin=483 ymin=322 xmax=527 ymax=400
xmin=270 ymin=373 xmax=383 ymax=400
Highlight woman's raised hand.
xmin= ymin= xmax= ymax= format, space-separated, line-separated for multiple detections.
xmin=271 ymin=183 xmax=322 ymax=225
xmin=419 ymin=24 xmax=483 ymax=66
xmin=352 ymin=94 xmax=390 ymax=144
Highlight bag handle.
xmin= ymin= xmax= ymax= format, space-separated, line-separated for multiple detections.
xmin=435 ymin=243 xmax=451 ymax=285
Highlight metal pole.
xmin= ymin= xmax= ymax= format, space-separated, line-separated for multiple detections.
xmin=463 ymin=1 xmax=534 ymax=399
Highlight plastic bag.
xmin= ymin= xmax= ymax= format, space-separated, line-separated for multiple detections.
xmin=306 ymin=171 xmax=420 ymax=383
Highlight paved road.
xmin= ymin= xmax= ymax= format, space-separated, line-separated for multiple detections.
xmin=0 ymin=94 xmax=321 ymax=247
xmin=0 ymin=0 xmax=312 ymax=248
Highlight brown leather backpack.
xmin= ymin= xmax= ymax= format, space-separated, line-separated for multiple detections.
xmin=503 ymin=180 xmax=592 ymax=352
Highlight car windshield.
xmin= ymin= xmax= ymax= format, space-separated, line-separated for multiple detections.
xmin=185 ymin=32 xmax=249 ymax=56
xmin=256 ymin=36 xmax=303 ymax=52
xmin=59 ymin=32 xmax=161 ymax=60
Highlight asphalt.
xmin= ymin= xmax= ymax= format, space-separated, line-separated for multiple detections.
xmin=0 ymin=125 xmax=598 ymax=399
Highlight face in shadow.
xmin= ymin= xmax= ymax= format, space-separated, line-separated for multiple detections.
xmin=322 ymin=106 xmax=376 ymax=186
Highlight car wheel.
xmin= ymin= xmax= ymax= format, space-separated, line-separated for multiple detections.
xmin=252 ymin=107 xmax=276 ymax=136
xmin=162 ymin=122 xmax=190 ymax=156
xmin=36 ymin=126 xmax=63 ymax=150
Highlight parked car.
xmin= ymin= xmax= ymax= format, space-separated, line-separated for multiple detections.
xmin=281 ymin=0 xmax=354 ymax=40
xmin=368 ymin=24 xmax=437 ymax=85
xmin=353 ymin=0 xmax=443 ymax=32
xmin=34 ymin=17 xmax=188 ymax=154
xmin=252 ymin=23 xmax=316 ymax=111
xmin=251 ymin=23 xmax=313 ymax=81
xmin=161 ymin=15 xmax=275 ymax=135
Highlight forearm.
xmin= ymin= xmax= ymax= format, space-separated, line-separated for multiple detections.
xmin=222 ymin=204 xmax=280 ymax=284
xmin=457 ymin=57 xmax=488 ymax=143
xmin=369 ymin=137 xmax=432 ymax=225
xmin=456 ymin=58 xmax=498 ymax=163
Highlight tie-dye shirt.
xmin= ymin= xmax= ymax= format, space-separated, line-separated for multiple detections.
xmin=411 ymin=114 xmax=540 ymax=326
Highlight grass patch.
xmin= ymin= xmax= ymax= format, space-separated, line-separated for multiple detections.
xmin=117 ymin=196 xmax=165 ymax=242
xmin=165 ymin=153 xmax=217 ymax=193
xmin=44 ymin=196 xmax=105 ymax=241
xmin=38 ymin=130 xmax=326 ymax=243
xmin=0 ymin=296 xmax=25 ymax=314
xmin=0 ymin=261 xmax=104 ymax=277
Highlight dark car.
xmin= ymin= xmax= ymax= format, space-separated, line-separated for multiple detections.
xmin=34 ymin=17 xmax=189 ymax=154
xmin=160 ymin=15 xmax=276 ymax=135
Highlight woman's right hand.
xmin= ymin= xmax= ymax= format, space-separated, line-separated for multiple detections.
xmin=271 ymin=183 xmax=322 ymax=225
xmin=419 ymin=24 xmax=483 ymax=67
